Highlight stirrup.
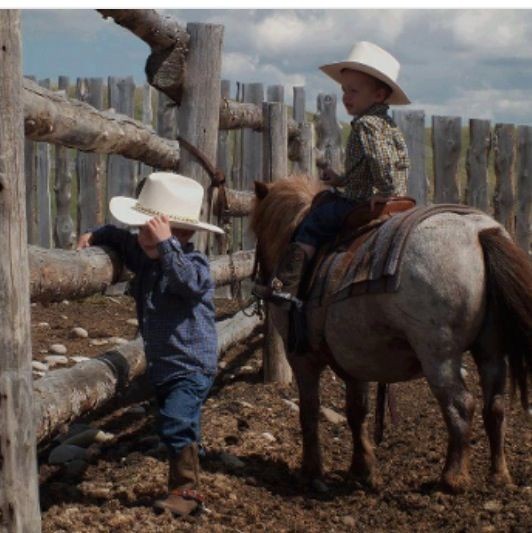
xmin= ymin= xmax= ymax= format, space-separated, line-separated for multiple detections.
xmin=252 ymin=283 xmax=304 ymax=310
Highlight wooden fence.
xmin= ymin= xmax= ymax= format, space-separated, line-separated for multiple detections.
xmin=23 ymin=80 xmax=531 ymax=255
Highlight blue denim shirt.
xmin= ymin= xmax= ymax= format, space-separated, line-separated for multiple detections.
xmin=91 ymin=225 xmax=218 ymax=387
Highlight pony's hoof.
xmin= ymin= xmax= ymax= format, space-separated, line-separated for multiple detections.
xmin=489 ymin=471 xmax=513 ymax=487
xmin=441 ymin=474 xmax=470 ymax=494
xmin=347 ymin=470 xmax=381 ymax=490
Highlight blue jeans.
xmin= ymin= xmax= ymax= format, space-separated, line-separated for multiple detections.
xmin=294 ymin=195 xmax=356 ymax=248
xmin=155 ymin=372 xmax=214 ymax=456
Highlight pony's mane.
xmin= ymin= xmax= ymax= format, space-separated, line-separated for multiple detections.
xmin=250 ymin=174 xmax=325 ymax=271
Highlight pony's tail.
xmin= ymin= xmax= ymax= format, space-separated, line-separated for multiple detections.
xmin=479 ymin=228 xmax=532 ymax=409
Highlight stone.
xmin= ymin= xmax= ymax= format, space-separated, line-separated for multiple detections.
xmin=70 ymin=356 xmax=91 ymax=363
xmin=219 ymin=452 xmax=245 ymax=469
xmin=45 ymin=355 xmax=69 ymax=367
xmin=431 ymin=504 xmax=445 ymax=513
xmin=49 ymin=343 xmax=67 ymax=355
xmin=62 ymin=429 xmax=114 ymax=448
xmin=62 ymin=299 xmax=70 ymax=305
xmin=218 ymin=360 xmax=228 ymax=369
xmin=483 ymin=500 xmax=503 ymax=512
xmin=89 ymin=338 xmax=109 ymax=347
xmin=282 ymin=399 xmax=299 ymax=413
xmin=126 ymin=318 xmax=139 ymax=327
xmin=261 ymin=432 xmax=276 ymax=443
xmin=127 ymin=405 xmax=147 ymax=416
xmin=32 ymin=371 xmax=46 ymax=378
xmin=108 ymin=337 xmax=128 ymax=345
xmin=320 ymin=406 xmax=346 ymax=425
xmin=49 ymin=444 xmax=88 ymax=465
xmin=70 ymin=327 xmax=88 ymax=338
xmin=60 ymin=315 xmax=68 ymax=320
xmin=239 ymin=365 xmax=254 ymax=372
xmin=342 ymin=516 xmax=356 ymax=528
xmin=37 ymin=321 xmax=50 ymax=328
xmin=32 ymin=361 xmax=48 ymax=372
xmin=238 ymin=401 xmax=254 ymax=409
xmin=63 ymin=459 xmax=88 ymax=478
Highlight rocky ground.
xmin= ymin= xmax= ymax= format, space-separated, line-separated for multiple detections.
xmin=31 ymin=296 xmax=531 ymax=532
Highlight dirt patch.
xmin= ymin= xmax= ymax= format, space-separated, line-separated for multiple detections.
xmin=32 ymin=297 xmax=531 ymax=532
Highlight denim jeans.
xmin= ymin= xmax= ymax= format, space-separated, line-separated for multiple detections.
xmin=155 ymin=371 xmax=214 ymax=456
xmin=294 ymin=195 xmax=356 ymax=248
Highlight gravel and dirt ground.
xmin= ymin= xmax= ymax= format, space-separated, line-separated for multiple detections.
xmin=32 ymin=296 xmax=531 ymax=532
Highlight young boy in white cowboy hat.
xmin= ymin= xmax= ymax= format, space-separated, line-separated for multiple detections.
xmin=77 ymin=172 xmax=224 ymax=517
xmin=255 ymin=41 xmax=411 ymax=307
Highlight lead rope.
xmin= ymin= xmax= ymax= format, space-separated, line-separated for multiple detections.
xmin=177 ymin=135 xmax=263 ymax=319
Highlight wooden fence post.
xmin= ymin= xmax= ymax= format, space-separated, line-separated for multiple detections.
xmin=156 ymin=89 xmax=177 ymax=141
xmin=262 ymin=101 xmax=292 ymax=384
xmin=466 ymin=119 xmax=491 ymax=211
xmin=516 ymin=126 xmax=532 ymax=253
xmin=292 ymin=87 xmax=314 ymax=176
xmin=493 ymin=124 xmax=516 ymax=235
xmin=315 ymin=93 xmax=343 ymax=174
xmin=139 ymin=83 xmax=154 ymax=178
xmin=54 ymin=75 xmax=75 ymax=248
xmin=231 ymin=82 xmax=243 ymax=252
xmin=432 ymin=116 xmax=461 ymax=203
xmin=177 ymin=23 xmax=224 ymax=255
xmin=267 ymin=84 xmax=284 ymax=104
xmin=393 ymin=110 xmax=427 ymax=205
xmin=25 ymin=74 xmax=39 ymax=245
xmin=76 ymin=77 xmax=105 ymax=234
xmin=0 ymin=11 xmax=42 ymax=531
xmin=37 ymin=78 xmax=52 ymax=247
xmin=241 ymin=83 xmax=264 ymax=252
xmin=106 ymin=76 xmax=137 ymax=224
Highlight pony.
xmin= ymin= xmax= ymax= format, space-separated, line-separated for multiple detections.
xmin=250 ymin=174 xmax=531 ymax=493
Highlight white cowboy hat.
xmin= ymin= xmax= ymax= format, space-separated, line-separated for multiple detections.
xmin=319 ymin=41 xmax=410 ymax=105
xmin=109 ymin=172 xmax=224 ymax=234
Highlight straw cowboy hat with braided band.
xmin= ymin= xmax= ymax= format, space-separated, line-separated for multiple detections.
xmin=110 ymin=171 xmax=224 ymax=234
xmin=320 ymin=41 xmax=411 ymax=105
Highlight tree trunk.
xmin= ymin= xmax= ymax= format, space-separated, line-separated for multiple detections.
xmin=23 ymin=77 xmax=180 ymax=170
xmin=29 ymin=245 xmax=256 ymax=303
xmin=0 ymin=10 xmax=42 ymax=531
xmin=34 ymin=308 xmax=262 ymax=443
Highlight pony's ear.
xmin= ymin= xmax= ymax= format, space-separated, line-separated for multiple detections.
xmin=254 ymin=181 xmax=270 ymax=200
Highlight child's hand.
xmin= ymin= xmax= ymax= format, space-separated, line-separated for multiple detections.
xmin=76 ymin=232 xmax=93 ymax=250
xmin=145 ymin=215 xmax=172 ymax=244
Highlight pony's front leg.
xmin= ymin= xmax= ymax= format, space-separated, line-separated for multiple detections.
xmin=289 ymin=353 xmax=326 ymax=484
xmin=345 ymin=379 xmax=379 ymax=487
xmin=423 ymin=357 xmax=475 ymax=493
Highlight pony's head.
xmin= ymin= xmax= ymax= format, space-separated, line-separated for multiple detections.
xmin=250 ymin=174 xmax=324 ymax=278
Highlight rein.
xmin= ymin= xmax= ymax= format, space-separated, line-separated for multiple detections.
xmin=177 ymin=135 xmax=262 ymax=318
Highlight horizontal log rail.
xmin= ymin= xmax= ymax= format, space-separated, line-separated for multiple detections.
xmin=34 ymin=307 xmax=263 ymax=443
xmin=24 ymin=78 xmax=180 ymax=170
xmin=29 ymin=245 xmax=256 ymax=303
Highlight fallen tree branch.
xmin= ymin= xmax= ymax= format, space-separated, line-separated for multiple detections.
xmin=33 ymin=308 xmax=263 ymax=443
xmin=23 ymin=78 xmax=180 ymax=170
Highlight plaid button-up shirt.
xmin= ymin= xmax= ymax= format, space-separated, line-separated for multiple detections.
xmin=339 ymin=103 xmax=409 ymax=203
xmin=91 ymin=225 xmax=218 ymax=387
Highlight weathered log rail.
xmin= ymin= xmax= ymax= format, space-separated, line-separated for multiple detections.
xmin=29 ymin=245 xmax=256 ymax=303
xmin=34 ymin=307 xmax=262 ymax=443
xmin=23 ymin=78 xmax=181 ymax=170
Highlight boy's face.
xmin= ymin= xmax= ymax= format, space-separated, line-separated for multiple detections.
xmin=340 ymin=69 xmax=389 ymax=116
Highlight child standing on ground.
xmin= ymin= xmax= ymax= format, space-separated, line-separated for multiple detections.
xmin=77 ymin=172 xmax=224 ymax=517
xmin=254 ymin=41 xmax=411 ymax=307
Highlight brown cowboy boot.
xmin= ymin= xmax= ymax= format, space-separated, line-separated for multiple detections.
xmin=253 ymin=242 xmax=309 ymax=310
xmin=153 ymin=443 xmax=203 ymax=517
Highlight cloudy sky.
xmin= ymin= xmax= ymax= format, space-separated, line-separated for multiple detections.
xmin=20 ymin=9 xmax=532 ymax=125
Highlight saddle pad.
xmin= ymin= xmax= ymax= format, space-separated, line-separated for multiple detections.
xmin=306 ymin=203 xmax=483 ymax=307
